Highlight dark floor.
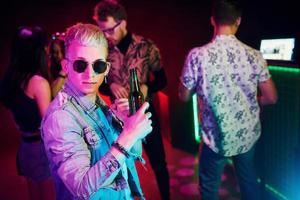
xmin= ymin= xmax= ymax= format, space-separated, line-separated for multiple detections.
xmin=137 ymin=138 xmax=241 ymax=200
xmin=0 ymin=139 xmax=241 ymax=200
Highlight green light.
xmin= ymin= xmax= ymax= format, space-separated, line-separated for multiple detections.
xmin=265 ymin=184 xmax=289 ymax=200
xmin=192 ymin=94 xmax=200 ymax=143
xmin=257 ymin=178 xmax=290 ymax=200
xmin=269 ymin=65 xmax=300 ymax=73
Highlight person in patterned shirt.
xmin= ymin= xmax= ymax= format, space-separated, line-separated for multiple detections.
xmin=93 ymin=1 xmax=170 ymax=199
xmin=179 ymin=0 xmax=277 ymax=199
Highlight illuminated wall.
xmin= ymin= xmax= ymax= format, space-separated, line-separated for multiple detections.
xmin=257 ymin=65 xmax=300 ymax=200
xmin=184 ymin=65 xmax=300 ymax=199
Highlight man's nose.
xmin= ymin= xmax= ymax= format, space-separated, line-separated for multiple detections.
xmin=84 ymin=65 xmax=95 ymax=78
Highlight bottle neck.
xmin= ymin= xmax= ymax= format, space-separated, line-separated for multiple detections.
xmin=130 ymin=68 xmax=140 ymax=92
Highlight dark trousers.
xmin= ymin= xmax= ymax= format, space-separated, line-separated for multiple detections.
xmin=143 ymin=103 xmax=170 ymax=200
xmin=199 ymin=143 xmax=260 ymax=200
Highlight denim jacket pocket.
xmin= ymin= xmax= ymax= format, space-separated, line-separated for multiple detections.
xmin=83 ymin=126 xmax=102 ymax=149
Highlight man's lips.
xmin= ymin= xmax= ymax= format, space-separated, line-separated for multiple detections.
xmin=82 ymin=81 xmax=97 ymax=84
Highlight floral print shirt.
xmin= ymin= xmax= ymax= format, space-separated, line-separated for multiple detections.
xmin=180 ymin=35 xmax=271 ymax=156
xmin=107 ymin=33 xmax=163 ymax=96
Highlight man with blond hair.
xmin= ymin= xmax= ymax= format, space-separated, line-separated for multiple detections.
xmin=42 ymin=23 xmax=152 ymax=200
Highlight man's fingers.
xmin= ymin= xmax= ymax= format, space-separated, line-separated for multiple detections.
xmin=115 ymin=98 xmax=128 ymax=104
xmin=137 ymin=102 xmax=149 ymax=115
xmin=146 ymin=112 xmax=152 ymax=119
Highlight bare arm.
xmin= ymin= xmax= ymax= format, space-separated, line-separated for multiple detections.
xmin=51 ymin=75 xmax=66 ymax=97
xmin=27 ymin=75 xmax=51 ymax=117
xmin=258 ymin=78 xmax=278 ymax=105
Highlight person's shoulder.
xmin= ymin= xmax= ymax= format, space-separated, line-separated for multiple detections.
xmin=187 ymin=44 xmax=208 ymax=57
xmin=30 ymin=74 xmax=49 ymax=85
xmin=133 ymin=33 xmax=155 ymax=46
xmin=29 ymin=75 xmax=50 ymax=93
xmin=50 ymin=91 xmax=72 ymax=110
xmin=27 ymin=75 xmax=50 ymax=98
xmin=43 ymin=91 xmax=73 ymax=121
xmin=41 ymin=99 xmax=82 ymax=141
xmin=238 ymin=40 xmax=263 ymax=57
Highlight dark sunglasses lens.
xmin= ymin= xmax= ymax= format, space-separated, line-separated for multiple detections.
xmin=73 ymin=60 xmax=87 ymax=73
xmin=93 ymin=60 xmax=107 ymax=74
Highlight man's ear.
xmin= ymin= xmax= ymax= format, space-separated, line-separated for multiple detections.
xmin=236 ymin=17 xmax=241 ymax=26
xmin=61 ymin=59 xmax=68 ymax=73
xmin=93 ymin=15 xmax=98 ymax=23
xmin=210 ymin=16 xmax=216 ymax=27
xmin=120 ymin=20 xmax=127 ymax=31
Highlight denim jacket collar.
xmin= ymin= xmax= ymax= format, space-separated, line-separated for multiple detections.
xmin=63 ymin=81 xmax=99 ymax=113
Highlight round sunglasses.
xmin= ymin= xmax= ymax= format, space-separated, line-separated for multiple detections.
xmin=71 ymin=59 xmax=108 ymax=74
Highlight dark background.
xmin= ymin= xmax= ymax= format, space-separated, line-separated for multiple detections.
xmin=0 ymin=0 xmax=299 ymax=156
xmin=0 ymin=1 xmax=299 ymax=199
xmin=0 ymin=0 xmax=299 ymax=160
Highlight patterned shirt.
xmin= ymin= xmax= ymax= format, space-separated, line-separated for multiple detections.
xmin=181 ymin=35 xmax=271 ymax=156
xmin=107 ymin=33 xmax=163 ymax=97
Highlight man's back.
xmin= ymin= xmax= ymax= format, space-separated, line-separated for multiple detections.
xmin=182 ymin=34 xmax=271 ymax=156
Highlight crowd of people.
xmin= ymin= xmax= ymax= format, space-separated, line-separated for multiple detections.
xmin=0 ymin=0 xmax=277 ymax=199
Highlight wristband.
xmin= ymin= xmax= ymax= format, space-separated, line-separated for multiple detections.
xmin=112 ymin=142 xmax=130 ymax=158
xmin=112 ymin=141 xmax=146 ymax=164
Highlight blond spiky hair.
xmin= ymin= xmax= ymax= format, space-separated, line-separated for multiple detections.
xmin=64 ymin=23 xmax=108 ymax=57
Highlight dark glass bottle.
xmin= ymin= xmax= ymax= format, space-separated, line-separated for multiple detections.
xmin=128 ymin=67 xmax=144 ymax=116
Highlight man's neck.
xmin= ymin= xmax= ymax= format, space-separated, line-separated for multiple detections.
xmin=214 ymin=25 xmax=237 ymax=37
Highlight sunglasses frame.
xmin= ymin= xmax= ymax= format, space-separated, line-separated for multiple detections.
xmin=101 ymin=21 xmax=122 ymax=35
xmin=67 ymin=58 xmax=109 ymax=74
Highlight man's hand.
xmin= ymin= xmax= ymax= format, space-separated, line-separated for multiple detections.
xmin=122 ymin=102 xmax=152 ymax=143
xmin=110 ymin=83 xmax=128 ymax=99
xmin=140 ymin=84 xmax=148 ymax=99
xmin=110 ymin=98 xmax=129 ymax=122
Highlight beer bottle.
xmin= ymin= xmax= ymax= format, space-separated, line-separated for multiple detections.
xmin=128 ymin=67 xmax=144 ymax=116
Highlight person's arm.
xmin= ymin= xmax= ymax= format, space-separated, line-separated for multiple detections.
xmin=256 ymin=55 xmax=278 ymax=106
xmin=178 ymin=48 xmax=199 ymax=102
xmin=112 ymin=102 xmax=151 ymax=159
xmin=145 ymin=42 xmax=167 ymax=96
xmin=178 ymin=82 xmax=194 ymax=102
xmin=29 ymin=75 xmax=51 ymax=117
xmin=109 ymin=82 xmax=129 ymax=99
xmin=51 ymin=73 xmax=66 ymax=97
xmin=258 ymin=78 xmax=277 ymax=105
xmin=110 ymin=98 xmax=144 ymax=157
xmin=42 ymin=102 xmax=151 ymax=198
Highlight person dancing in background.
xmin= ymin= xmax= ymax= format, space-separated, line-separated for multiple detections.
xmin=42 ymin=23 xmax=152 ymax=199
xmin=0 ymin=26 xmax=55 ymax=200
xmin=48 ymin=34 xmax=66 ymax=97
xmin=93 ymin=1 xmax=170 ymax=199
xmin=179 ymin=0 xmax=277 ymax=199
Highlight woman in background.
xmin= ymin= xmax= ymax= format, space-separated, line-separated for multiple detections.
xmin=0 ymin=26 xmax=55 ymax=200
xmin=48 ymin=35 xmax=66 ymax=97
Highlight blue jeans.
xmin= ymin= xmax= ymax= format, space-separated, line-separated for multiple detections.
xmin=199 ymin=143 xmax=260 ymax=200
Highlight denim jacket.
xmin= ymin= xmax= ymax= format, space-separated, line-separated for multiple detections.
xmin=41 ymin=82 xmax=144 ymax=200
